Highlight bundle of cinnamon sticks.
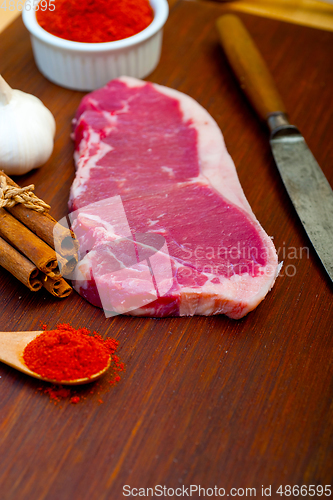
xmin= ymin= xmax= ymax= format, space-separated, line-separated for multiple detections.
xmin=0 ymin=172 xmax=78 ymax=298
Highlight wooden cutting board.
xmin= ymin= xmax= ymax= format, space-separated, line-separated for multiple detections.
xmin=0 ymin=2 xmax=332 ymax=498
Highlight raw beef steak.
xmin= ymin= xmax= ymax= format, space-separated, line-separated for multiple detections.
xmin=69 ymin=77 xmax=279 ymax=319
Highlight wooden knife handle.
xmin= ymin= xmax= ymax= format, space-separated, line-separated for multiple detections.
xmin=216 ymin=14 xmax=286 ymax=121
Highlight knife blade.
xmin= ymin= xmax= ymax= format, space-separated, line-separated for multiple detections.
xmin=216 ymin=14 xmax=333 ymax=282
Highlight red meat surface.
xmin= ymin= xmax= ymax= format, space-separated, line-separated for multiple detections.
xmin=69 ymin=77 xmax=279 ymax=318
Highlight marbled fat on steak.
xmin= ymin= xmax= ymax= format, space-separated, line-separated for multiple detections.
xmin=69 ymin=77 xmax=279 ymax=319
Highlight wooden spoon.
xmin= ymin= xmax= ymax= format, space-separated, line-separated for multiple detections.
xmin=0 ymin=330 xmax=111 ymax=385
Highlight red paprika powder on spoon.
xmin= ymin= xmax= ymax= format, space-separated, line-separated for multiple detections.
xmin=23 ymin=323 xmax=121 ymax=382
xmin=36 ymin=0 xmax=154 ymax=44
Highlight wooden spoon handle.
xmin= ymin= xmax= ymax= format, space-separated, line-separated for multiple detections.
xmin=216 ymin=14 xmax=286 ymax=121
xmin=0 ymin=331 xmax=43 ymax=378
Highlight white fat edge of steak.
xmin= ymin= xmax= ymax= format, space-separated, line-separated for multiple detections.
xmin=70 ymin=77 xmax=279 ymax=319
xmin=71 ymin=127 xmax=115 ymax=201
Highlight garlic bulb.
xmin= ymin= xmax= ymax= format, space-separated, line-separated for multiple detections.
xmin=0 ymin=75 xmax=56 ymax=176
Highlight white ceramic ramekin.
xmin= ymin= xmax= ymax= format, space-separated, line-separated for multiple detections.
xmin=22 ymin=0 xmax=169 ymax=91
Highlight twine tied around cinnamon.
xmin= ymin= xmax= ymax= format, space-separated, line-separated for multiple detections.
xmin=0 ymin=175 xmax=50 ymax=213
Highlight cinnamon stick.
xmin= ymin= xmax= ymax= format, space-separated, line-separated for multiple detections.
xmin=1 ymin=172 xmax=78 ymax=259
xmin=42 ymin=275 xmax=72 ymax=298
xmin=0 ymin=236 xmax=42 ymax=291
xmin=0 ymin=208 xmax=58 ymax=275
xmin=56 ymin=253 xmax=77 ymax=278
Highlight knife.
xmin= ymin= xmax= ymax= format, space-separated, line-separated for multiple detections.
xmin=216 ymin=14 xmax=333 ymax=283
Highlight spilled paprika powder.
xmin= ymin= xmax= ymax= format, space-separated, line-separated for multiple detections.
xmin=36 ymin=0 xmax=154 ymax=44
xmin=23 ymin=323 xmax=121 ymax=382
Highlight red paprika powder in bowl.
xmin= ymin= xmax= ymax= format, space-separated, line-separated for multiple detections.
xmin=36 ymin=0 xmax=154 ymax=44
xmin=22 ymin=0 xmax=169 ymax=91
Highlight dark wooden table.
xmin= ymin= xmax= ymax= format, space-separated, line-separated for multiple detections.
xmin=0 ymin=2 xmax=332 ymax=499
